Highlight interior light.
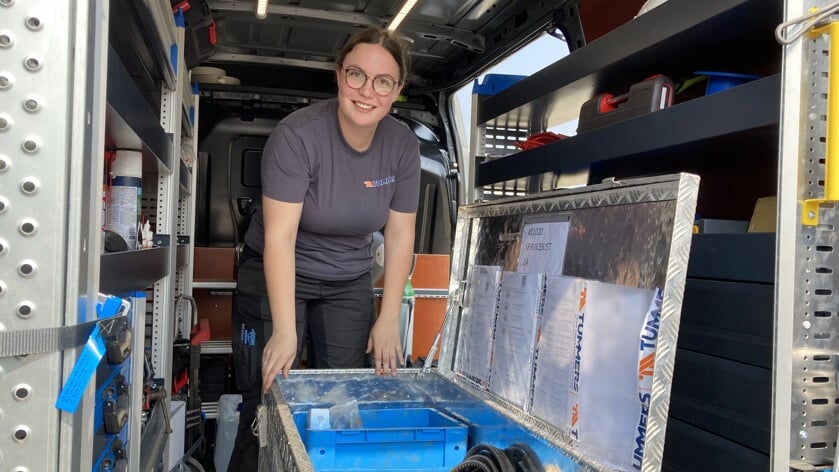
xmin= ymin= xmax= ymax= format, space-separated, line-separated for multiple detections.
xmin=255 ymin=0 xmax=269 ymax=19
xmin=387 ymin=0 xmax=418 ymax=31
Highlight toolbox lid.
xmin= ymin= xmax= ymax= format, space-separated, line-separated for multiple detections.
xmin=436 ymin=173 xmax=700 ymax=471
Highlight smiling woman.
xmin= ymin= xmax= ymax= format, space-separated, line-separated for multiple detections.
xmin=227 ymin=25 xmax=421 ymax=472
xmin=335 ymin=39 xmax=406 ymax=150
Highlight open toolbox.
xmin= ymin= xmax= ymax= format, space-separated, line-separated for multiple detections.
xmin=261 ymin=174 xmax=700 ymax=471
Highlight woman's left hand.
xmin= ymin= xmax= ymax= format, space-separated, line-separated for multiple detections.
xmin=366 ymin=314 xmax=404 ymax=376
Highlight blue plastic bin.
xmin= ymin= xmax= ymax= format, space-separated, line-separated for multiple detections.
xmin=695 ymin=70 xmax=761 ymax=95
xmin=294 ymin=407 xmax=468 ymax=471
xmin=472 ymin=74 xmax=527 ymax=96
xmin=445 ymin=406 xmax=533 ymax=448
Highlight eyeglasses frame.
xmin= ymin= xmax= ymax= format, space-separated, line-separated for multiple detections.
xmin=342 ymin=67 xmax=400 ymax=96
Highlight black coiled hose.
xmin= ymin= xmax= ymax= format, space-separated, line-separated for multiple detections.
xmin=504 ymin=444 xmax=543 ymax=472
xmin=450 ymin=443 xmax=543 ymax=472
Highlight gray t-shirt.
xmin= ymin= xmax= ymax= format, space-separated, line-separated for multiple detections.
xmin=244 ymin=99 xmax=421 ymax=281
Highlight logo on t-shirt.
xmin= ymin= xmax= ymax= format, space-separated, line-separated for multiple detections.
xmin=363 ymin=176 xmax=396 ymax=188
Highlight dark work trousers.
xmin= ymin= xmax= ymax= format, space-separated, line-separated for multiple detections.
xmin=227 ymin=254 xmax=375 ymax=472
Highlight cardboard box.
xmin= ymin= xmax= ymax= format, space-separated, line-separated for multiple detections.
xmin=748 ymin=196 xmax=777 ymax=233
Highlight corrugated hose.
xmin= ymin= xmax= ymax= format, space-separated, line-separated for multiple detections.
xmin=450 ymin=443 xmax=543 ymax=472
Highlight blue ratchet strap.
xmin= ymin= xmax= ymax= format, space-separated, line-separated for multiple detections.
xmin=54 ymin=295 xmax=131 ymax=413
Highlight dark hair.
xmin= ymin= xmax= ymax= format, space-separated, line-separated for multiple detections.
xmin=336 ymin=26 xmax=410 ymax=84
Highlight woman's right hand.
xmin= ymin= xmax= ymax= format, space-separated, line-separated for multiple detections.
xmin=261 ymin=330 xmax=297 ymax=392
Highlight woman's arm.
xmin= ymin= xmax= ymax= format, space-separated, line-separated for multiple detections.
xmin=367 ymin=209 xmax=416 ymax=376
xmin=261 ymin=195 xmax=303 ymax=392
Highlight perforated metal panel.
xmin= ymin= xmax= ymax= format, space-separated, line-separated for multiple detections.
xmin=0 ymin=0 xmax=107 ymax=470
xmin=150 ymin=26 xmax=186 ymax=404
xmin=787 ymin=3 xmax=839 ymax=466
xmin=776 ymin=1 xmax=839 ymax=470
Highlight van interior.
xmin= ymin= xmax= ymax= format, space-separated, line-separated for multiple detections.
xmin=105 ymin=0 xmax=783 ymax=470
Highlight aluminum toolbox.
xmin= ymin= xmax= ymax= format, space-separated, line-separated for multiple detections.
xmin=260 ymin=173 xmax=700 ymax=472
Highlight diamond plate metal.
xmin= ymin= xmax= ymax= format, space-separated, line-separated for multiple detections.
xmin=437 ymin=173 xmax=700 ymax=471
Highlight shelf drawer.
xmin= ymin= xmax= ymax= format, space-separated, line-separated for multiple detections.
xmin=680 ymin=278 xmax=773 ymax=368
xmin=687 ymin=233 xmax=775 ymax=283
xmin=669 ymin=349 xmax=771 ymax=454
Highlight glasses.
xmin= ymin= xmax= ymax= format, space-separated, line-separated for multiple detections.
xmin=343 ymin=67 xmax=399 ymax=96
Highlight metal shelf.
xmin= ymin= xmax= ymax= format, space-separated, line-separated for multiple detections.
xmin=202 ymin=401 xmax=219 ymax=420
xmin=477 ymin=0 xmax=781 ymax=129
xmin=100 ymin=247 xmax=170 ymax=294
xmin=193 ymin=280 xmax=237 ymax=290
xmin=201 ymin=340 xmax=233 ymax=355
xmin=475 ymin=73 xmax=780 ymax=186
xmin=110 ymin=0 xmax=176 ymax=90
xmin=105 ymin=46 xmax=173 ymax=174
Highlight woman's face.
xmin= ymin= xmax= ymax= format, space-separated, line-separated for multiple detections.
xmin=336 ymin=42 xmax=402 ymax=133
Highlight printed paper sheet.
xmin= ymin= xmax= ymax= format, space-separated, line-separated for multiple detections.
xmin=489 ymin=271 xmax=544 ymax=409
xmin=456 ymin=265 xmax=502 ymax=386
xmin=531 ymin=276 xmax=585 ymax=438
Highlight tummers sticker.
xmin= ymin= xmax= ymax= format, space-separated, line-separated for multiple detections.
xmin=632 ymin=288 xmax=663 ymax=470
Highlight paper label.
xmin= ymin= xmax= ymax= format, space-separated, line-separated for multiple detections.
xmin=517 ymin=221 xmax=570 ymax=274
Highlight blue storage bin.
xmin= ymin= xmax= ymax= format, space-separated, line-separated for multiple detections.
xmin=445 ymin=405 xmax=533 ymax=448
xmin=695 ymin=70 xmax=760 ymax=95
xmin=294 ymin=407 xmax=468 ymax=471
xmin=472 ymin=73 xmax=527 ymax=96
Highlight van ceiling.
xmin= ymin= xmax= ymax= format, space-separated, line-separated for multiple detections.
xmin=192 ymin=0 xmax=568 ymax=92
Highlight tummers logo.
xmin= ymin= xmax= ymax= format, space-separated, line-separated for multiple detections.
xmin=631 ymin=392 xmax=651 ymax=469
xmin=570 ymin=287 xmax=587 ymax=393
xmin=637 ymin=289 xmax=663 ymax=381
xmin=568 ymin=401 xmax=580 ymax=440
xmin=567 ymin=286 xmax=586 ymax=442
xmin=632 ymin=288 xmax=664 ymax=470
xmin=363 ymin=176 xmax=396 ymax=188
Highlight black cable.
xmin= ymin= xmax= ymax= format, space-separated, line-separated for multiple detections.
xmin=452 ymin=443 xmax=544 ymax=472
xmin=505 ymin=443 xmax=544 ymax=472
xmin=451 ymin=444 xmax=516 ymax=472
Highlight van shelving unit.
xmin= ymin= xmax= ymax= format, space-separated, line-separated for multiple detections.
xmin=467 ymin=0 xmax=781 ymax=199
xmin=0 ymin=0 xmax=197 ymax=470
xmin=476 ymin=0 xmax=781 ymax=129
xmin=104 ymin=2 xmax=199 ymax=470
xmin=475 ymin=73 xmax=780 ymax=187
xmin=468 ymin=0 xmax=836 ymax=471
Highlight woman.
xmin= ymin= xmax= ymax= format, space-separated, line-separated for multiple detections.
xmin=228 ymin=26 xmax=420 ymax=471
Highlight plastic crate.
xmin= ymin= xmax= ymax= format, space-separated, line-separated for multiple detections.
xmin=294 ymin=407 xmax=468 ymax=471
xmin=445 ymin=405 xmax=533 ymax=448
xmin=472 ymin=74 xmax=527 ymax=96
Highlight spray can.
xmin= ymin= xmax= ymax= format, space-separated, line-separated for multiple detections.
xmin=106 ymin=150 xmax=142 ymax=249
